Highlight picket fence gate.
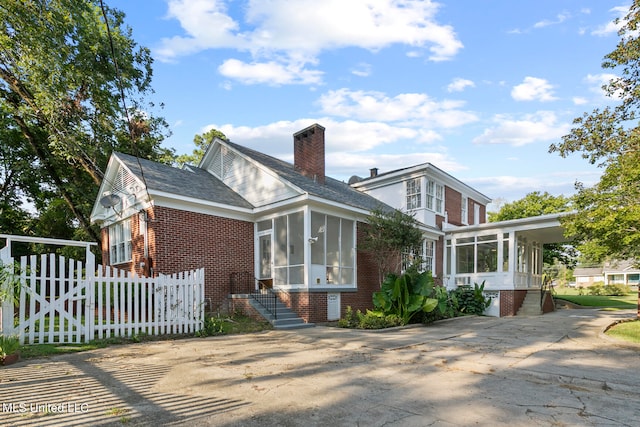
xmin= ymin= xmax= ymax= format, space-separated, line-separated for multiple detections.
xmin=1 ymin=235 xmax=205 ymax=345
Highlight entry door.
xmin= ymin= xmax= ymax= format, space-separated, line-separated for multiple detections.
xmin=259 ymin=233 xmax=272 ymax=281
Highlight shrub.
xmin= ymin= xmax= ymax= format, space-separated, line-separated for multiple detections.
xmin=586 ymin=282 xmax=630 ymax=296
xmin=603 ymin=284 xmax=630 ymax=296
xmin=195 ymin=315 xmax=226 ymax=337
xmin=452 ymin=282 xmax=492 ymax=315
xmin=338 ymin=306 xmax=404 ymax=329
xmin=0 ymin=335 xmax=20 ymax=357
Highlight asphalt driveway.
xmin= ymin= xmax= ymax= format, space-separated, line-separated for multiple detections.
xmin=1 ymin=308 xmax=639 ymax=426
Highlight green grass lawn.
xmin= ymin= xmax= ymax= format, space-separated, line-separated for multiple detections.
xmin=553 ymin=287 xmax=638 ymax=309
xmin=605 ymin=320 xmax=640 ymax=344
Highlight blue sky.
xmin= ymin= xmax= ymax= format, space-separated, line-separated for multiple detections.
xmin=108 ymin=0 xmax=628 ymax=209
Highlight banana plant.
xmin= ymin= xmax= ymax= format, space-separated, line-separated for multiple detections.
xmin=373 ymin=270 xmax=438 ymax=324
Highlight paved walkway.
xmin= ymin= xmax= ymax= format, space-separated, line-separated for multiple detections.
xmin=1 ymin=308 xmax=639 ymax=426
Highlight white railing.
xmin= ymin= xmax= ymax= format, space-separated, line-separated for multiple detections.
xmin=1 ymin=236 xmax=204 ymax=344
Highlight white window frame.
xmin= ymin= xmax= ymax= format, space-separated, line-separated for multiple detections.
xmin=435 ymin=184 xmax=444 ymax=214
xmin=426 ymin=180 xmax=434 ymax=210
xmin=406 ymin=178 xmax=421 ymax=210
xmin=109 ymin=219 xmax=132 ymax=264
xmin=461 ymin=196 xmax=468 ymax=225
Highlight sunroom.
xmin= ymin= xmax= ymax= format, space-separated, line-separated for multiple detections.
xmin=254 ymin=207 xmax=359 ymax=291
xmin=443 ymin=213 xmax=569 ymax=315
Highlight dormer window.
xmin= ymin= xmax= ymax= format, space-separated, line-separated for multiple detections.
xmin=406 ymin=178 xmax=421 ymax=210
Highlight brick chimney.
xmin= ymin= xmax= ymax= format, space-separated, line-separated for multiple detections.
xmin=293 ymin=123 xmax=325 ymax=184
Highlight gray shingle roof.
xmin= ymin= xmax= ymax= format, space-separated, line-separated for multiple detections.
xmin=225 ymin=141 xmax=394 ymax=213
xmin=114 ymin=152 xmax=253 ymax=209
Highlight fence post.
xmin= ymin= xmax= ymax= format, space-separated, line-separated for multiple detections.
xmin=85 ymin=252 xmax=95 ymax=343
xmin=0 ymin=239 xmax=15 ymax=336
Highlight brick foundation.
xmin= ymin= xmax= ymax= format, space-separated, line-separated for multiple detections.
xmin=500 ymin=290 xmax=528 ymax=316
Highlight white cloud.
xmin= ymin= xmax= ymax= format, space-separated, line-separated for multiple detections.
xmin=218 ymin=59 xmax=323 ymax=85
xmin=472 ymin=111 xmax=570 ymax=146
xmin=572 ymin=96 xmax=588 ymax=105
xmin=592 ymin=5 xmax=629 ymax=36
xmin=511 ymin=77 xmax=558 ymax=102
xmin=351 ymin=63 xmax=372 ymax=77
xmin=317 ymin=88 xmax=478 ymax=129
xmin=471 ymin=170 xmax=601 ymax=202
xmin=157 ymin=0 xmax=463 ymax=84
xmin=447 ymin=78 xmax=475 ymax=93
xmin=533 ymin=12 xmax=570 ymax=29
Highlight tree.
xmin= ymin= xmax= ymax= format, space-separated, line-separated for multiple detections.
xmin=488 ymin=191 xmax=571 ymax=222
xmin=548 ymin=2 xmax=640 ymax=265
xmin=0 ymin=0 xmax=172 ymax=244
xmin=488 ymin=191 xmax=577 ymax=266
xmin=358 ymin=208 xmax=424 ymax=284
xmin=175 ymin=128 xmax=228 ymax=167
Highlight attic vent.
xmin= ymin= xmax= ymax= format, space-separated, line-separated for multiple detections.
xmin=113 ymin=165 xmax=137 ymax=194
xmin=210 ymin=145 xmax=236 ymax=180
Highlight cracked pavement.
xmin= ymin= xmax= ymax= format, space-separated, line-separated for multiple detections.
xmin=1 ymin=308 xmax=639 ymax=426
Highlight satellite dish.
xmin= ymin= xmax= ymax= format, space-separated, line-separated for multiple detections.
xmin=348 ymin=175 xmax=362 ymax=185
xmin=99 ymin=193 xmax=121 ymax=208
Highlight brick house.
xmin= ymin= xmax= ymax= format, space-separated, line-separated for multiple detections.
xmin=91 ymin=123 xmax=567 ymax=321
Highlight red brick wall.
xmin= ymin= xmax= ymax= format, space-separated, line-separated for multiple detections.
xmin=445 ymin=186 xmax=463 ymax=225
xmin=341 ymin=223 xmax=383 ymax=318
xmin=500 ymin=290 xmax=528 ymax=316
xmin=147 ymin=206 xmax=254 ymax=313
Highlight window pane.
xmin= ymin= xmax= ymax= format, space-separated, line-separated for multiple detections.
xmin=326 ymin=267 xmax=339 ymax=284
xmin=289 ymin=266 xmax=304 ymax=285
xmin=478 ymin=234 xmax=497 ymax=242
xmin=274 ymin=267 xmax=287 ymax=286
xmin=340 ymin=267 xmax=354 ymax=285
xmin=274 ymin=215 xmax=287 ymax=267
xmin=340 ymin=219 xmax=354 ymax=267
xmin=311 ymin=212 xmax=325 ymax=265
xmin=457 ymin=237 xmax=474 ymax=244
xmin=289 ymin=211 xmax=304 ymax=265
xmin=477 ymin=241 xmax=498 ymax=272
xmin=326 ymin=216 xmax=340 ymax=267
xmin=503 ymin=240 xmax=509 ymax=272
xmin=456 ymin=245 xmax=474 ymax=274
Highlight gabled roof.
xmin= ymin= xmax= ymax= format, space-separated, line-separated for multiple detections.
xmin=114 ymin=152 xmax=253 ymax=209
xmin=352 ymin=161 xmax=491 ymax=205
xmin=573 ymin=267 xmax=603 ymax=277
xmin=225 ymin=141 xmax=394 ymax=213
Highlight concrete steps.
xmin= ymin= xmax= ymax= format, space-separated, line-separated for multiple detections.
xmin=517 ymin=290 xmax=543 ymax=316
xmin=249 ymin=296 xmax=315 ymax=329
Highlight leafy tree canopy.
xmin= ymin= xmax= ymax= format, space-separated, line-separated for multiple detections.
xmin=549 ymin=2 xmax=640 ymax=265
xmin=175 ymin=128 xmax=227 ymax=167
xmin=488 ymin=191 xmax=576 ymax=267
xmin=488 ymin=191 xmax=572 ymax=222
xmin=0 ymin=0 xmax=172 ymax=245
xmin=359 ymin=208 xmax=424 ymax=283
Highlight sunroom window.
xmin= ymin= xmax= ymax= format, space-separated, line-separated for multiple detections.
xmin=311 ymin=212 xmax=355 ymax=286
xmin=273 ymin=211 xmax=304 ymax=286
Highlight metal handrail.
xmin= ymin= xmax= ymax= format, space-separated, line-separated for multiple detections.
xmin=229 ymin=272 xmax=278 ymax=320
xmin=251 ymin=280 xmax=277 ymax=320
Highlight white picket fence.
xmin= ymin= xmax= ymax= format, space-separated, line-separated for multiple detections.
xmin=1 ymin=235 xmax=205 ymax=345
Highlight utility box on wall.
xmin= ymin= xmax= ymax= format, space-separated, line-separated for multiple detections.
xmin=327 ymin=292 xmax=341 ymax=321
